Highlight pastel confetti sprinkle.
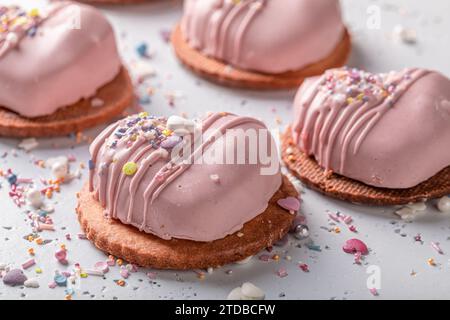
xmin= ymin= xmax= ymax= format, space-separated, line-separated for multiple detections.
xmin=122 ymin=162 xmax=138 ymax=176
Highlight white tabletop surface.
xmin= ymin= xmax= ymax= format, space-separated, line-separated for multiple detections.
xmin=1 ymin=0 xmax=450 ymax=300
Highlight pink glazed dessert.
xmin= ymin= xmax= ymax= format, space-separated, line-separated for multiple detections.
xmin=0 ymin=2 xmax=132 ymax=137
xmin=88 ymin=112 xmax=287 ymax=242
xmin=181 ymin=0 xmax=346 ymax=74
xmin=0 ymin=2 xmax=121 ymax=117
xmin=291 ymin=67 xmax=450 ymax=189
xmin=172 ymin=0 xmax=351 ymax=89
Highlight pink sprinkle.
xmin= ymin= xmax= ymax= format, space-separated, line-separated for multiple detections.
xmin=276 ymin=267 xmax=288 ymax=278
xmin=299 ymin=263 xmax=309 ymax=272
xmin=277 ymin=197 xmax=300 ymax=213
xmin=349 ymin=225 xmax=357 ymax=233
xmin=354 ymin=252 xmax=362 ymax=265
xmin=328 ymin=213 xmax=340 ymax=222
xmin=94 ymin=261 xmax=109 ymax=274
xmin=107 ymin=258 xmax=116 ymax=267
xmin=48 ymin=282 xmax=57 ymax=289
xmin=431 ymin=242 xmax=444 ymax=255
xmin=259 ymin=254 xmax=271 ymax=262
xmin=343 ymin=239 xmax=369 ymax=255
xmin=369 ymin=288 xmax=379 ymax=296
xmin=77 ymin=233 xmax=87 ymax=240
xmin=147 ymin=272 xmax=157 ymax=280
xmin=343 ymin=215 xmax=353 ymax=224
xmin=22 ymin=259 xmax=36 ymax=270
xmin=65 ymin=234 xmax=71 ymax=241
xmin=120 ymin=268 xmax=130 ymax=279
xmin=55 ymin=250 xmax=68 ymax=265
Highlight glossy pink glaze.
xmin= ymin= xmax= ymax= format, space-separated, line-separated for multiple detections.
xmin=181 ymin=0 xmax=345 ymax=74
xmin=292 ymin=67 xmax=450 ymax=189
xmin=89 ymin=112 xmax=282 ymax=242
xmin=0 ymin=2 xmax=121 ymax=117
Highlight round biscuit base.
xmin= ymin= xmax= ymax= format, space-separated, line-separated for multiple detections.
xmin=0 ymin=67 xmax=134 ymax=138
xmin=171 ymin=24 xmax=352 ymax=90
xmin=76 ymin=176 xmax=298 ymax=269
xmin=281 ymin=127 xmax=450 ymax=206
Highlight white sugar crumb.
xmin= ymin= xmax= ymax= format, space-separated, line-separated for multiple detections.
xmin=393 ymin=25 xmax=417 ymax=44
xmin=227 ymin=282 xmax=265 ymax=300
xmin=18 ymin=138 xmax=39 ymax=152
xmin=394 ymin=202 xmax=427 ymax=221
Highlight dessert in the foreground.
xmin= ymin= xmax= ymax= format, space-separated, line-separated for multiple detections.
xmin=172 ymin=0 xmax=351 ymax=89
xmin=75 ymin=0 xmax=147 ymax=4
xmin=77 ymin=112 xmax=299 ymax=269
xmin=0 ymin=2 xmax=133 ymax=137
xmin=282 ymin=67 xmax=450 ymax=205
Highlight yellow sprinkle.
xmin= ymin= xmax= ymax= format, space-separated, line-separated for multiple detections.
xmin=35 ymin=268 xmax=42 ymax=274
xmin=138 ymin=112 xmax=148 ymax=118
xmin=28 ymin=8 xmax=40 ymax=17
xmin=80 ymin=273 xmax=88 ymax=278
xmin=122 ymin=162 xmax=138 ymax=176
xmin=346 ymin=97 xmax=354 ymax=104
xmin=356 ymin=93 xmax=365 ymax=101
xmin=162 ymin=129 xmax=172 ymax=137
xmin=27 ymin=235 xmax=34 ymax=242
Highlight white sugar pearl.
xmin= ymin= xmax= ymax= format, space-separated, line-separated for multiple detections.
xmin=6 ymin=32 xmax=18 ymax=45
xmin=227 ymin=287 xmax=243 ymax=300
xmin=26 ymin=188 xmax=43 ymax=208
xmin=52 ymin=161 xmax=68 ymax=180
xmin=241 ymin=282 xmax=265 ymax=300
xmin=437 ymin=196 xmax=450 ymax=213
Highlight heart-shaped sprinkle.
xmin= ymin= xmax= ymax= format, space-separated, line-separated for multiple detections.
xmin=343 ymin=239 xmax=369 ymax=255
xmin=277 ymin=197 xmax=300 ymax=212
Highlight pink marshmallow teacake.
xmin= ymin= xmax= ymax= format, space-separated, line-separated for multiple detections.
xmin=181 ymin=0 xmax=345 ymax=74
xmin=0 ymin=1 xmax=121 ymax=118
xmin=292 ymin=67 xmax=450 ymax=189
xmin=88 ymin=112 xmax=282 ymax=242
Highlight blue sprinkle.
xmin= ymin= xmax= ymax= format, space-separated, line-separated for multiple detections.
xmin=7 ymin=174 xmax=17 ymax=185
xmin=54 ymin=274 xmax=67 ymax=287
xmin=306 ymin=242 xmax=322 ymax=252
xmin=38 ymin=210 xmax=48 ymax=217
xmin=27 ymin=27 xmax=37 ymax=37
xmin=139 ymin=95 xmax=151 ymax=105
xmin=136 ymin=43 xmax=148 ymax=58
xmin=88 ymin=160 xmax=95 ymax=170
